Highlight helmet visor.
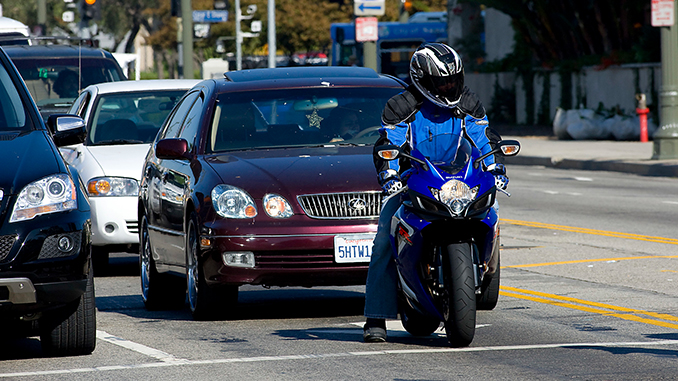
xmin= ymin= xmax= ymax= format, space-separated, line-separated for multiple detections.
xmin=422 ymin=72 xmax=464 ymax=104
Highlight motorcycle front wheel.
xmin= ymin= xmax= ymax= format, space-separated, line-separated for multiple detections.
xmin=442 ymin=242 xmax=476 ymax=347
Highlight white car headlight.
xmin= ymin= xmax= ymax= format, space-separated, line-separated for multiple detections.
xmin=10 ymin=174 xmax=77 ymax=222
xmin=263 ymin=194 xmax=293 ymax=218
xmin=87 ymin=177 xmax=139 ymax=197
xmin=212 ymin=184 xmax=257 ymax=219
xmin=432 ymin=180 xmax=479 ymax=215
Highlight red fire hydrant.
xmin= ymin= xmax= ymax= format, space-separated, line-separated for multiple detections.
xmin=636 ymin=93 xmax=649 ymax=142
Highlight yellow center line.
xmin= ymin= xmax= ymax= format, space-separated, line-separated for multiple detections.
xmin=500 ymin=219 xmax=678 ymax=245
xmin=500 ymin=286 xmax=678 ymax=330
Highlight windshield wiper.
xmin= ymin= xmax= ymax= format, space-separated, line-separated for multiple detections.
xmin=96 ymin=139 xmax=144 ymax=145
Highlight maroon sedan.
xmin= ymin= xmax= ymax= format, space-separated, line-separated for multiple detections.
xmin=138 ymin=66 xmax=405 ymax=319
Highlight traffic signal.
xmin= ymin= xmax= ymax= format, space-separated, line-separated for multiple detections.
xmin=403 ymin=0 xmax=413 ymax=12
xmin=79 ymin=0 xmax=101 ymax=22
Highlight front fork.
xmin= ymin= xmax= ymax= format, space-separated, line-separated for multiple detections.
xmin=432 ymin=242 xmax=482 ymax=295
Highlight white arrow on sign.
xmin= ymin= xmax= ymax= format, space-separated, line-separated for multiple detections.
xmin=354 ymin=0 xmax=385 ymax=17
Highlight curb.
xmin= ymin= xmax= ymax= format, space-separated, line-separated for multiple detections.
xmin=505 ymin=156 xmax=678 ymax=178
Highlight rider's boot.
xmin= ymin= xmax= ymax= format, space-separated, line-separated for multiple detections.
xmin=363 ymin=318 xmax=387 ymax=342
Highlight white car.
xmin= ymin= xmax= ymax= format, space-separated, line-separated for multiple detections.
xmin=61 ymin=79 xmax=200 ymax=270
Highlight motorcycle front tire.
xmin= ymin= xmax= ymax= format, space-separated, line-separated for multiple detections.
xmin=442 ymin=242 xmax=476 ymax=347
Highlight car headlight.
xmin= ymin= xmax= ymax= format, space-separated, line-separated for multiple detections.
xmin=212 ymin=184 xmax=257 ymax=219
xmin=10 ymin=174 xmax=77 ymax=222
xmin=431 ymin=180 xmax=479 ymax=216
xmin=263 ymin=194 xmax=293 ymax=218
xmin=87 ymin=177 xmax=139 ymax=197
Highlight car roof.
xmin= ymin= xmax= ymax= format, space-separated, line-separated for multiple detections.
xmin=2 ymin=44 xmax=116 ymax=59
xmin=83 ymin=79 xmax=201 ymax=94
xmin=216 ymin=66 xmax=405 ymax=92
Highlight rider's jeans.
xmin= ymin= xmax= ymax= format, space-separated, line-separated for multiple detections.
xmin=364 ymin=195 xmax=400 ymax=320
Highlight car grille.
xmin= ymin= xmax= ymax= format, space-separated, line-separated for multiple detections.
xmin=0 ymin=235 xmax=17 ymax=261
xmin=297 ymin=191 xmax=381 ymax=219
xmin=126 ymin=220 xmax=139 ymax=234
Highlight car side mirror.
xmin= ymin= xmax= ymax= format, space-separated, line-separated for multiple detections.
xmin=47 ymin=114 xmax=87 ymax=147
xmin=156 ymin=138 xmax=190 ymax=160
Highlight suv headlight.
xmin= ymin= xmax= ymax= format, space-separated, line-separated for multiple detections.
xmin=87 ymin=177 xmax=139 ymax=197
xmin=212 ymin=184 xmax=257 ymax=219
xmin=10 ymin=174 xmax=77 ymax=222
xmin=431 ymin=180 xmax=479 ymax=216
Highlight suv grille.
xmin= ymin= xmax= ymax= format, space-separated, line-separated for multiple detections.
xmin=297 ymin=191 xmax=381 ymax=219
xmin=0 ymin=235 xmax=17 ymax=261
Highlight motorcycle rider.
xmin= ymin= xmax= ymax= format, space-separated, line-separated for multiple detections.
xmin=363 ymin=42 xmax=509 ymax=342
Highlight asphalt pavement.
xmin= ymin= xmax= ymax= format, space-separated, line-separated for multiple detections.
xmin=503 ymin=136 xmax=678 ymax=178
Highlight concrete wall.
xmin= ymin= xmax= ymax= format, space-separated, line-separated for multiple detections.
xmin=467 ymin=63 xmax=661 ymax=125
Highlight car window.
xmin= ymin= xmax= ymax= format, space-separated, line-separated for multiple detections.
xmin=207 ymin=87 xmax=401 ymax=152
xmin=11 ymin=57 xmax=125 ymax=106
xmin=160 ymin=91 xmax=200 ymax=139
xmin=0 ymin=59 xmax=28 ymax=131
xmin=88 ymin=90 xmax=188 ymax=145
xmin=178 ymin=93 xmax=204 ymax=152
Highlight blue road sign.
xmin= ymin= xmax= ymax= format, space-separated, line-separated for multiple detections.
xmin=193 ymin=10 xmax=229 ymax=23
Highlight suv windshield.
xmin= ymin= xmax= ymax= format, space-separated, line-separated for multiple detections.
xmin=0 ymin=58 xmax=30 ymax=131
xmin=88 ymin=90 xmax=187 ymax=145
xmin=208 ymin=87 xmax=400 ymax=152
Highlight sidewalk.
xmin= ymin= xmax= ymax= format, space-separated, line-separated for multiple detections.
xmin=503 ymin=136 xmax=678 ymax=178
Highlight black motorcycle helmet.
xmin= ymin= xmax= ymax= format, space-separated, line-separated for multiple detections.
xmin=410 ymin=43 xmax=464 ymax=108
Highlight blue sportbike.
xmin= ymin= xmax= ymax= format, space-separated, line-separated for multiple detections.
xmin=375 ymin=131 xmax=520 ymax=347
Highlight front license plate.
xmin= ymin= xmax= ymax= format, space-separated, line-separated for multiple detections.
xmin=334 ymin=233 xmax=376 ymax=263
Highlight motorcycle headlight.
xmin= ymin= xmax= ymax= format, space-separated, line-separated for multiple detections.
xmin=10 ymin=174 xmax=77 ymax=222
xmin=212 ymin=184 xmax=257 ymax=219
xmin=87 ymin=177 xmax=139 ymax=197
xmin=263 ymin=194 xmax=293 ymax=218
xmin=432 ymin=180 xmax=479 ymax=216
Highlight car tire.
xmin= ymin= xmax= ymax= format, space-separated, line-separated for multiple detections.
xmin=186 ymin=212 xmax=238 ymax=321
xmin=40 ymin=261 xmax=96 ymax=357
xmin=140 ymin=215 xmax=186 ymax=310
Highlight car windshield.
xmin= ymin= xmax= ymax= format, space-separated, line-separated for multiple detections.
xmin=207 ymin=87 xmax=402 ymax=152
xmin=11 ymin=57 xmax=125 ymax=107
xmin=89 ymin=90 xmax=186 ymax=145
xmin=0 ymin=58 xmax=31 ymax=132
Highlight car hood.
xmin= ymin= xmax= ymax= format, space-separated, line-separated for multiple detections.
xmin=84 ymin=144 xmax=151 ymax=180
xmin=0 ymin=130 xmax=62 ymax=195
xmin=205 ymin=146 xmax=381 ymax=197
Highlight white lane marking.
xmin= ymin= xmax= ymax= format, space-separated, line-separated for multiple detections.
xmin=543 ymin=190 xmax=559 ymax=195
xmin=96 ymin=330 xmax=188 ymax=363
xmin=574 ymin=177 xmax=593 ymax=182
xmin=663 ymin=201 xmax=678 ymax=205
xmin=3 ymin=339 xmax=678 ymax=378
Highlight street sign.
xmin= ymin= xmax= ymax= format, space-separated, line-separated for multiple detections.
xmin=354 ymin=0 xmax=385 ymax=17
xmin=192 ymin=10 xmax=229 ymax=23
xmin=652 ymin=0 xmax=674 ymax=27
xmin=356 ymin=17 xmax=378 ymax=42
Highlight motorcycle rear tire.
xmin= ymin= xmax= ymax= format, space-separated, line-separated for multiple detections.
xmin=477 ymin=247 xmax=500 ymax=311
xmin=442 ymin=243 xmax=476 ymax=347
xmin=401 ymin=303 xmax=441 ymax=336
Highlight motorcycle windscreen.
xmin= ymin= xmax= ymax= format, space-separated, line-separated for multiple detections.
xmin=414 ymin=132 xmax=472 ymax=175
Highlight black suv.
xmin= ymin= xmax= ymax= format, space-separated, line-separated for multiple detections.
xmin=4 ymin=43 xmax=126 ymax=119
xmin=0 ymin=46 xmax=95 ymax=356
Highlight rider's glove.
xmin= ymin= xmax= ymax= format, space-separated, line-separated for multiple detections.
xmin=487 ymin=163 xmax=509 ymax=190
xmin=378 ymin=169 xmax=403 ymax=195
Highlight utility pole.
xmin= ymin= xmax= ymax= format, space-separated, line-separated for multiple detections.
xmin=654 ymin=1 xmax=678 ymax=160
xmin=181 ymin=0 xmax=194 ymax=78
xmin=268 ymin=0 xmax=276 ymax=68
xmin=37 ymin=0 xmax=46 ymax=35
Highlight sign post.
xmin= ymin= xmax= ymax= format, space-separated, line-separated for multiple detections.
xmin=653 ymin=0 xmax=678 ymax=159
xmin=354 ymin=1 xmax=383 ymax=73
